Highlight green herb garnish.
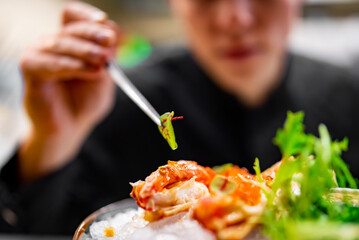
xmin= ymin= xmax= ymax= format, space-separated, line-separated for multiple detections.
xmin=158 ymin=111 xmax=178 ymax=150
xmin=253 ymin=158 xmax=263 ymax=184
xmin=261 ymin=111 xmax=359 ymax=240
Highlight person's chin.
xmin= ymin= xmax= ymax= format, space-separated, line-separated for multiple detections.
xmin=217 ymin=59 xmax=261 ymax=80
xmin=219 ymin=57 xmax=263 ymax=79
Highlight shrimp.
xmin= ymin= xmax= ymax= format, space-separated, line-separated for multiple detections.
xmin=218 ymin=165 xmax=262 ymax=206
xmin=193 ymin=194 xmax=265 ymax=240
xmin=194 ymin=161 xmax=282 ymax=239
xmin=220 ymin=165 xmax=253 ymax=179
xmin=194 ymin=176 xmax=266 ymax=240
xmin=130 ymin=160 xmax=216 ymax=220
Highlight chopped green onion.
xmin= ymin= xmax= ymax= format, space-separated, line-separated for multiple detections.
xmin=210 ymin=175 xmax=237 ymax=195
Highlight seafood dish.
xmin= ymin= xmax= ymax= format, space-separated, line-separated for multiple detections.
xmin=79 ymin=112 xmax=359 ymax=240
xmin=130 ymin=160 xmax=279 ymax=239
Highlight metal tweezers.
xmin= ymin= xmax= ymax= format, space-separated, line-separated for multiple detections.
xmin=107 ymin=61 xmax=162 ymax=127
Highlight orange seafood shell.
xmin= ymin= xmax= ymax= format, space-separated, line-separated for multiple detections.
xmin=130 ymin=160 xmax=216 ymax=210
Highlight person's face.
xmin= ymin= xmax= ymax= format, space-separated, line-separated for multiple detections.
xmin=170 ymin=0 xmax=303 ymax=106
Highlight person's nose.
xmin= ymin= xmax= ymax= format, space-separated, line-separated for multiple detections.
xmin=214 ymin=0 xmax=255 ymax=32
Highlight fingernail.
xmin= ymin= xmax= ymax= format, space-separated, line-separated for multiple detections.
xmin=43 ymin=38 xmax=56 ymax=51
xmin=91 ymin=11 xmax=107 ymax=23
xmin=108 ymin=48 xmax=117 ymax=59
xmin=95 ymin=30 xmax=116 ymax=46
xmin=89 ymin=49 xmax=106 ymax=63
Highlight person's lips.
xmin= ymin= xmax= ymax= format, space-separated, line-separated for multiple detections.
xmin=221 ymin=46 xmax=259 ymax=61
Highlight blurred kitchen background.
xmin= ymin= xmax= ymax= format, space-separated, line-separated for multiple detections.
xmin=0 ymin=0 xmax=359 ymax=168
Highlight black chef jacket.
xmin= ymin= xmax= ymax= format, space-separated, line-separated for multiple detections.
xmin=1 ymin=48 xmax=359 ymax=235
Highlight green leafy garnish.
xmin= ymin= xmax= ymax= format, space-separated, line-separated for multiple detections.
xmin=286 ymin=221 xmax=359 ymax=240
xmin=261 ymin=111 xmax=359 ymax=240
xmin=158 ymin=111 xmax=178 ymax=150
xmin=253 ymin=158 xmax=263 ymax=184
xmin=210 ymin=175 xmax=237 ymax=195
xmin=273 ymin=111 xmax=313 ymax=158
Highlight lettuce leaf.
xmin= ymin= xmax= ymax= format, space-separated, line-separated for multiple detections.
xmin=261 ymin=111 xmax=359 ymax=240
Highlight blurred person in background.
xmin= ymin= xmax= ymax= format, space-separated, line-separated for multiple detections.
xmin=0 ymin=0 xmax=358 ymax=235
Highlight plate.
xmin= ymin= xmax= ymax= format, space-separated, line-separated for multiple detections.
xmin=73 ymin=198 xmax=267 ymax=240
xmin=73 ymin=198 xmax=137 ymax=240
xmin=73 ymin=188 xmax=359 ymax=240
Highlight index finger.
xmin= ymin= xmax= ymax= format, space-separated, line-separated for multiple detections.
xmin=62 ymin=1 xmax=108 ymax=25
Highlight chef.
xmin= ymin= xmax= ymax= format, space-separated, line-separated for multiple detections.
xmin=1 ymin=0 xmax=358 ymax=234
